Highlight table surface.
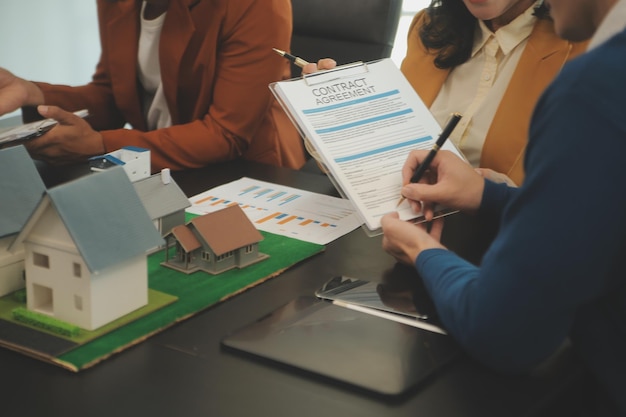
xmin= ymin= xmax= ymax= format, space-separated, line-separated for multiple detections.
xmin=2 ymin=160 xmax=585 ymax=417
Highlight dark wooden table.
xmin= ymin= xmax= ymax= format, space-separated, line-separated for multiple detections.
xmin=1 ymin=160 xmax=585 ymax=417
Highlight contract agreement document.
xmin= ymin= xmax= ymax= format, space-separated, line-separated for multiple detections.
xmin=270 ymin=58 xmax=464 ymax=235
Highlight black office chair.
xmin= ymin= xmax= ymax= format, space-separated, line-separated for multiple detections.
xmin=289 ymin=0 xmax=403 ymax=78
xmin=290 ymin=0 xmax=403 ymax=173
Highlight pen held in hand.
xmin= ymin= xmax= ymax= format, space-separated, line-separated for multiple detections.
xmin=272 ymin=48 xmax=310 ymax=68
xmin=396 ymin=112 xmax=463 ymax=207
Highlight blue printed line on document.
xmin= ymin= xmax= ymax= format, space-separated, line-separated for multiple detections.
xmin=303 ymin=90 xmax=400 ymax=114
xmin=334 ymin=136 xmax=432 ymax=163
xmin=315 ymin=108 xmax=413 ymax=134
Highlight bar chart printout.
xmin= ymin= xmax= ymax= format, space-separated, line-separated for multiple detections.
xmin=187 ymin=177 xmax=362 ymax=245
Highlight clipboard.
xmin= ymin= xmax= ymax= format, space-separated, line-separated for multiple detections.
xmin=270 ymin=59 xmax=462 ymax=236
xmin=0 ymin=109 xmax=89 ymax=146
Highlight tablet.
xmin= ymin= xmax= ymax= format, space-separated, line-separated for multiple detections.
xmin=221 ymin=296 xmax=460 ymax=397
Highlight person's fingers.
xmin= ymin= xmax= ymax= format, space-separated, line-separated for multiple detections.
xmin=316 ymin=58 xmax=337 ymax=70
xmin=37 ymin=105 xmax=75 ymax=124
xmin=301 ymin=63 xmax=318 ymax=75
xmin=429 ymin=217 xmax=445 ymax=240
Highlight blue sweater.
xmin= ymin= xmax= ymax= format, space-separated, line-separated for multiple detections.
xmin=416 ymin=29 xmax=626 ymax=413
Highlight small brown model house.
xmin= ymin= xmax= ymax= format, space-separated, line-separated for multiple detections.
xmin=162 ymin=205 xmax=269 ymax=275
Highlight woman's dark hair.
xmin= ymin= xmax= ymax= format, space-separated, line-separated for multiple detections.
xmin=419 ymin=1 xmax=550 ymax=69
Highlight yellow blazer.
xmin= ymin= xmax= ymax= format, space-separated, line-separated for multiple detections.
xmin=401 ymin=11 xmax=587 ymax=184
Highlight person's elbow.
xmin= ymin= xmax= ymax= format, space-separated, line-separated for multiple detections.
xmin=453 ymin=324 xmax=568 ymax=375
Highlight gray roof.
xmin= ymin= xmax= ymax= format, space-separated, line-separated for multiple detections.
xmin=0 ymin=145 xmax=46 ymax=238
xmin=19 ymin=167 xmax=163 ymax=273
xmin=133 ymin=173 xmax=190 ymax=220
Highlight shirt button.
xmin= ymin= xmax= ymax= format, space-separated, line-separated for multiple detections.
xmin=483 ymin=73 xmax=491 ymax=81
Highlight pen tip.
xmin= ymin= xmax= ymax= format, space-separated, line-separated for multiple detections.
xmin=272 ymin=48 xmax=285 ymax=56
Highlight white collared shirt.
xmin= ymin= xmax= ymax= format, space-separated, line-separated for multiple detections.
xmin=138 ymin=1 xmax=172 ymax=131
xmin=429 ymin=1 xmax=540 ymax=166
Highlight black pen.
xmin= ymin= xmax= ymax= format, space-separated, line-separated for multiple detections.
xmin=396 ymin=112 xmax=463 ymax=207
xmin=272 ymin=48 xmax=310 ymax=68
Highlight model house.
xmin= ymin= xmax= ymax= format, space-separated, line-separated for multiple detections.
xmin=10 ymin=167 xmax=164 ymax=331
xmin=133 ymin=169 xmax=190 ymax=237
xmin=0 ymin=146 xmax=46 ymax=297
xmin=88 ymin=146 xmax=151 ymax=182
xmin=89 ymin=146 xmax=188 ymax=237
xmin=162 ymin=205 xmax=268 ymax=275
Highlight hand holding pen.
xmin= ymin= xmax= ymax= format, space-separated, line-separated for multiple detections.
xmin=273 ymin=48 xmax=336 ymax=75
xmin=397 ymin=113 xmax=462 ymax=207
xmin=272 ymin=48 xmax=310 ymax=68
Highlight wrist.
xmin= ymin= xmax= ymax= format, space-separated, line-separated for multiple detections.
xmin=24 ymin=80 xmax=44 ymax=106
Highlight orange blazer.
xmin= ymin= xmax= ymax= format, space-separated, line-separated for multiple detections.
xmin=30 ymin=0 xmax=305 ymax=172
xmin=401 ymin=11 xmax=587 ymax=184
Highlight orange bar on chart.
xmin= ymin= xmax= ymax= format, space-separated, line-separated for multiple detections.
xmin=195 ymin=195 xmax=214 ymax=204
xmin=257 ymin=212 xmax=281 ymax=223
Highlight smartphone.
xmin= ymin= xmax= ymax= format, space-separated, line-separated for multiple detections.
xmin=315 ymin=275 xmax=435 ymax=321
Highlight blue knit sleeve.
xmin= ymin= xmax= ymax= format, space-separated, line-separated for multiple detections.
xmin=415 ymin=51 xmax=626 ymax=374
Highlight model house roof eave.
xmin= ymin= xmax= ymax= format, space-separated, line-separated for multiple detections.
xmin=168 ymin=224 xmax=201 ymax=252
xmin=189 ymin=205 xmax=263 ymax=256
xmin=8 ymin=195 xmax=51 ymax=253
xmin=133 ymin=174 xmax=191 ymax=220
xmin=0 ymin=145 xmax=46 ymax=237
xmin=43 ymin=168 xmax=164 ymax=272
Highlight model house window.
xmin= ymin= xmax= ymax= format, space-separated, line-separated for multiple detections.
xmin=74 ymin=295 xmax=83 ymax=311
xmin=33 ymin=252 xmax=50 ymax=269
xmin=216 ymin=251 xmax=233 ymax=262
xmin=73 ymin=262 xmax=82 ymax=278
xmin=202 ymin=251 xmax=211 ymax=261
xmin=245 ymin=245 xmax=254 ymax=254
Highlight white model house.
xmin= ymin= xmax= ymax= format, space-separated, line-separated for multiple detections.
xmin=0 ymin=146 xmax=46 ymax=297
xmin=88 ymin=146 xmax=151 ymax=182
xmin=10 ymin=167 xmax=163 ymax=331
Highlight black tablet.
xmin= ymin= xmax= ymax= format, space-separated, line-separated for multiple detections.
xmin=221 ymin=296 xmax=459 ymax=397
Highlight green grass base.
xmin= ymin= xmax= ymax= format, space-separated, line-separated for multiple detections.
xmin=1 ymin=289 xmax=177 ymax=343
xmin=36 ymin=230 xmax=321 ymax=370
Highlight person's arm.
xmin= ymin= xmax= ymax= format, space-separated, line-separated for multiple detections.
xmin=0 ymin=68 xmax=44 ymax=117
xmin=416 ymin=75 xmax=626 ymax=373
xmin=107 ymin=0 xmax=295 ymax=171
xmin=25 ymin=0 xmax=297 ymax=171
xmin=103 ymin=0 xmax=296 ymax=171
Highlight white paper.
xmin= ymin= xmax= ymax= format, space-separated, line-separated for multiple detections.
xmin=187 ymin=177 xmax=362 ymax=245
xmin=271 ymin=59 xmax=463 ymax=233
